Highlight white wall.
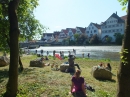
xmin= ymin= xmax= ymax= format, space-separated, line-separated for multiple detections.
xmin=101 ymin=17 xmax=125 ymax=42
xmin=86 ymin=23 xmax=100 ymax=38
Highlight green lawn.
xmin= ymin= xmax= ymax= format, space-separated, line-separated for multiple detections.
xmin=0 ymin=54 xmax=119 ymax=97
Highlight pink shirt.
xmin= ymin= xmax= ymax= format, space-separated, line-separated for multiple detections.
xmin=71 ymin=76 xmax=84 ymax=92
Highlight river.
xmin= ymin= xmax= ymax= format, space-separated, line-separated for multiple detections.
xmin=25 ymin=46 xmax=122 ymax=61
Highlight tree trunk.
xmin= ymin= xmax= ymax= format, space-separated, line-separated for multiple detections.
xmin=117 ymin=1 xmax=130 ymax=97
xmin=4 ymin=0 xmax=20 ymax=97
xmin=5 ymin=35 xmax=24 ymax=72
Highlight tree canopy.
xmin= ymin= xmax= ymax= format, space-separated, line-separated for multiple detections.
xmin=0 ymin=0 xmax=46 ymax=51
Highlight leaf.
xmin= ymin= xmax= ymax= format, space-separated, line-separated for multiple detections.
xmin=122 ymin=6 xmax=126 ymax=10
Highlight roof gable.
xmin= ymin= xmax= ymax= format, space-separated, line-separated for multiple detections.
xmin=76 ymin=27 xmax=86 ymax=33
xmin=102 ymin=13 xmax=125 ymax=25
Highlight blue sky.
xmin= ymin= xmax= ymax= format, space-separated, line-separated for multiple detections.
xmin=34 ymin=0 xmax=127 ymax=33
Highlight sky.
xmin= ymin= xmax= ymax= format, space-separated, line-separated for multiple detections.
xmin=34 ymin=0 xmax=127 ymax=33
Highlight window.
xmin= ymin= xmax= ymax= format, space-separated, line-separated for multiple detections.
xmin=109 ymin=25 xmax=111 ymax=28
xmin=94 ymin=30 xmax=96 ymax=32
xmin=109 ymin=30 xmax=111 ymax=32
xmin=116 ymin=24 xmax=119 ymax=27
xmin=113 ymin=30 xmax=115 ymax=32
xmin=112 ymin=25 xmax=115 ymax=27
xmin=117 ymin=29 xmax=119 ymax=32
xmin=105 ymin=26 xmax=107 ymax=28
xmin=92 ymin=27 xmax=94 ymax=29
xmin=87 ymin=31 xmax=89 ymax=33
xmin=120 ymin=24 xmax=122 ymax=26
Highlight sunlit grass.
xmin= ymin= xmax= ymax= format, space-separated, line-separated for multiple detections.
xmin=0 ymin=54 xmax=119 ymax=97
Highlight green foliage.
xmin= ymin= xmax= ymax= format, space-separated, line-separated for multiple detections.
xmin=120 ymin=49 xmax=129 ymax=65
xmin=114 ymin=32 xmax=124 ymax=45
xmin=89 ymin=34 xmax=99 ymax=44
xmin=118 ymin=0 xmax=128 ymax=10
xmin=0 ymin=0 xmax=47 ymax=51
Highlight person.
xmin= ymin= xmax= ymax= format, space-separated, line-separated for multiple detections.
xmin=87 ymin=53 xmax=90 ymax=58
xmin=60 ymin=51 xmax=62 ymax=59
xmin=53 ymin=50 xmax=56 ymax=59
xmin=45 ymin=56 xmax=49 ymax=60
xmin=70 ymin=69 xmax=87 ymax=97
xmin=35 ymin=50 xmax=37 ymax=54
xmin=40 ymin=56 xmax=44 ymax=61
xmin=27 ymin=50 xmax=30 ymax=55
xmin=82 ymin=53 xmax=84 ymax=58
xmin=68 ymin=51 xmax=71 ymax=56
xmin=47 ymin=51 xmax=49 ymax=56
xmin=41 ymin=49 xmax=43 ymax=56
xmin=62 ymin=51 xmax=64 ymax=59
xmin=73 ymin=49 xmax=76 ymax=55
xmin=97 ymin=63 xmax=104 ymax=68
xmin=68 ymin=55 xmax=81 ymax=71
xmin=105 ymin=63 xmax=112 ymax=71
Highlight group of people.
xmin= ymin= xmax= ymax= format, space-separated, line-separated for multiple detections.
xmin=68 ymin=55 xmax=113 ymax=97
xmin=60 ymin=51 xmax=64 ymax=59
xmin=66 ymin=55 xmax=87 ymax=97
xmin=97 ymin=63 xmax=112 ymax=71
xmin=40 ymin=56 xmax=49 ymax=61
xmin=35 ymin=49 xmax=49 ymax=56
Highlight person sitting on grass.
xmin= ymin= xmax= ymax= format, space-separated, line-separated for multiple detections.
xmin=45 ymin=56 xmax=49 ymax=60
xmin=40 ymin=56 xmax=44 ymax=61
xmin=97 ymin=63 xmax=104 ymax=68
xmin=68 ymin=55 xmax=81 ymax=72
xmin=70 ymin=69 xmax=87 ymax=97
xmin=105 ymin=63 xmax=112 ymax=71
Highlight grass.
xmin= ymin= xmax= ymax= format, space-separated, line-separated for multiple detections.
xmin=0 ymin=54 xmax=120 ymax=97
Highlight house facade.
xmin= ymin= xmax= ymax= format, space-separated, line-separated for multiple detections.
xmin=85 ymin=23 xmax=101 ymax=39
xmin=101 ymin=13 xmax=125 ymax=42
xmin=66 ymin=28 xmax=76 ymax=41
xmin=40 ymin=13 xmax=126 ymax=44
xmin=76 ymin=27 xmax=86 ymax=34
xmin=42 ymin=33 xmax=54 ymax=42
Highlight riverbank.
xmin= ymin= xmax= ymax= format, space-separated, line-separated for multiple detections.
xmin=24 ymin=46 xmax=121 ymax=61
xmin=0 ymin=55 xmax=119 ymax=97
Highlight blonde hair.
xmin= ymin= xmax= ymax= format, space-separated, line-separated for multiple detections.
xmin=74 ymin=69 xmax=81 ymax=78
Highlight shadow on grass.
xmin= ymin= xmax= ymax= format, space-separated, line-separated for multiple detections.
xmin=19 ymin=68 xmax=37 ymax=75
xmin=96 ymin=78 xmax=116 ymax=82
xmin=0 ymin=68 xmax=37 ymax=83
xmin=0 ymin=69 xmax=9 ymax=83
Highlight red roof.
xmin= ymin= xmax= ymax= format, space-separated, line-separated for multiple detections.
xmin=120 ymin=15 xmax=127 ymax=20
xmin=61 ymin=29 xmax=68 ymax=35
xmin=76 ymin=27 xmax=86 ymax=33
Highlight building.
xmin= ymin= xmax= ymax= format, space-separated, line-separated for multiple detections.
xmin=85 ymin=23 xmax=101 ymax=39
xmin=66 ymin=28 xmax=76 ymax=41
xmin=76 ymin=27 xmax=86 ymax=34
xmin=42 ymin=33 xmax=54 ymax=42
xmin=101 ymin=13 xmax=125 ymax=42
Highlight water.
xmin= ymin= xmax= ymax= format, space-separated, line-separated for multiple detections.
xmin=24 ymin=46 xmax=122 ymax=61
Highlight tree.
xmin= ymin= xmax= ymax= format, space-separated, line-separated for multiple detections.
xmin=0 ymin=0 xmax=45 ymax=96
xmin=3 ymin=0 xmax=20 ymax=96
xmin=0 ymin=0 xmax=45 ymax=71
xmin=89 ymin=34 xmax=99 ymax=44
xmin=114 ymin=32 xmax=124 ymax=45
xmin=117 ymin=0 xmax=130 ymax=97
